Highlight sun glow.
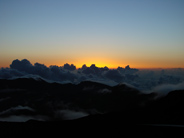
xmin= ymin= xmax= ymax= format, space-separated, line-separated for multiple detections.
xmin=1 ymin=56 xmax=183 ymax=69
xmin=73 ymin=57 xmax=123 ymax=69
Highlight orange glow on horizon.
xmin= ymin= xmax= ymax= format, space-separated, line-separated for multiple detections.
xmin=0 ymin=57 xmax=184 ymax=69
xmin=45 ymin=57 xmax=184 ymax=69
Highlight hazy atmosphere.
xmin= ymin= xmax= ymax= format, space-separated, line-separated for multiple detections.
xmin=1 ymin=59 xmax=184 ymax=92
xmin=1 ymin=0 xmax=184 ymax=68
xmin=0 ymin=0 xmax=184 ymax=136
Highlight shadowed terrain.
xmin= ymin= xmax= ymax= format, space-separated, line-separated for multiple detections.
xmin=0 ymin=78 xmax=184 ymax=137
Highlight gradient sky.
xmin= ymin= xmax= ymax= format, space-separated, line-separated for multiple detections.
xmin=0 ymin=0 xmax=184 ymax=68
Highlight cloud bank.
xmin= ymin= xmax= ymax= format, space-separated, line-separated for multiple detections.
xmin=151 ymin=82 xmax=184 ymax=97
xmin=1 ymin=59 xmax=184 ymax=92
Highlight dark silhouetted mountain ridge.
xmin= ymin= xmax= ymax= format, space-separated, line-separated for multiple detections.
xmin=0 ymin=78 xmax=184 ymax=137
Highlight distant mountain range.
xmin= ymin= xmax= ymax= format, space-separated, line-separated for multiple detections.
xmin=0 ymin=78 xmax=184 ymax=137
xmin=0 ymin=78 xmax=184 ymax=123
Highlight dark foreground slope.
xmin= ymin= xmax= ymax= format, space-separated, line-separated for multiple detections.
xmin=0 ymin=78 xmax=154 ymax=121
xmin=0 ymin=119 xmax=183 ymax=138
xmin=0 ymin=78 xmax=184 ymax=137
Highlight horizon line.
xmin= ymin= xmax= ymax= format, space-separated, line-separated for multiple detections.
xmin=0 ymin=59 xmax=184 ymax=70
xmin=1 ymin=65 xmax=184 ymax=70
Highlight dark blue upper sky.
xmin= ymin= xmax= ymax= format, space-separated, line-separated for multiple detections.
xmin=0 ymin=0 xmax=184 ymax=68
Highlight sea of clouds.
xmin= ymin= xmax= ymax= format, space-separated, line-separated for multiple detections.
xmin=0 ymin=59 xmax=184 ymax=93
xmin=0 ymin=59 xmax=184 ymax=122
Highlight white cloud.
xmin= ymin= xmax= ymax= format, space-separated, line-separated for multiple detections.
xmin=55 ymin=110 xmax=89 ymax=120
xmin=0 ymin=115 xmax=35 ymax=122
xmin=1 ymin=59 xmax=184 ymax=92
xmin=0 ymin=105 xmax=35 ymax=116
xmin=97 ymin=88 xmax=112 ymax=93
xmin=0 ymin=115 xmax=47 ymax=122
xmin=152 ymin=82 xmax=184 ymax=97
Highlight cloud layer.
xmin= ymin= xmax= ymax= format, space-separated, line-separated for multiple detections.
xmin=1 ymin=59 xmax=184 ymax=92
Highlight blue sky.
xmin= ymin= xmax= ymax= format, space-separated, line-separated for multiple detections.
xmin=0 ymin=0 xmax=184 ymax=68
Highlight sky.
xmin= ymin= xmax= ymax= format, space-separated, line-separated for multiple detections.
xmin=0 ymin=0 xmax=184 ymax=69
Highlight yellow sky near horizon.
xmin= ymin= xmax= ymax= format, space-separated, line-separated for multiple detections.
xmin=0 ymin=0 xmax=184 ymax=69
xmin=0 ymin=56 xmax=184 ymax=69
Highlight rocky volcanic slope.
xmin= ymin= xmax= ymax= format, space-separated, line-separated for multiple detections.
xmin=0 ymin=78 xmax=183 ymax=124
xmin=0 ymin=78 xmax=184 ymax=137
xmin=0 ymin=78 xmax=156 ymax=121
